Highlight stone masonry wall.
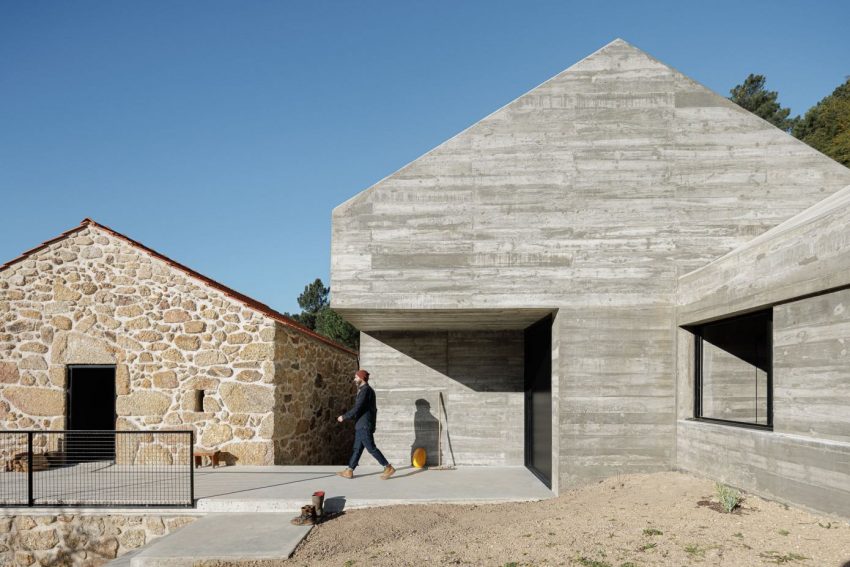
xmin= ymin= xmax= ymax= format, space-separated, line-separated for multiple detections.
xmin=273 ymin=322 xmax=357 ymax=464
xmin=0 ymin=513 xmax=197 ymax=566
xmin=0 ymin=226 xmax=278 ymax=464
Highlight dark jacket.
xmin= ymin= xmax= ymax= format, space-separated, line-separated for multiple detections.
xmin=344 ymin=383 xmax=378 ymax=432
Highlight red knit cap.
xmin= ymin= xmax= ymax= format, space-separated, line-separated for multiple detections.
xmin=355 ymin=369 xmax=370 ymax=381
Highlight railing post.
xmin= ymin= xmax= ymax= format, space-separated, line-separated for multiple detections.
xmin=27 ymin=431 xmax=34 ymax=507
xmin=189 ymin=430 xmax=195 ymax=507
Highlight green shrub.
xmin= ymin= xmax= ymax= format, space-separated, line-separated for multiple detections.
xmin=576 ymin=558 xmax=612 ymax=567
xmin=715 ymin=482 xmax=743 ymax=513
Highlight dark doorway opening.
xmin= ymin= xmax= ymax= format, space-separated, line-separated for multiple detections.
xmin=66 ymin=365 xmax=116 ymax=462
xmin=524 ymin=315 xmax=552 ymax=487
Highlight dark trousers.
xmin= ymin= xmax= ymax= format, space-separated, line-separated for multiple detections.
xmin=348 ymin=428 xmax=389 ymax=470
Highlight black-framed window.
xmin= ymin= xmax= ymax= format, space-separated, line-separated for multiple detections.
xmin=692 ymin=309 xmax=772 ymax=429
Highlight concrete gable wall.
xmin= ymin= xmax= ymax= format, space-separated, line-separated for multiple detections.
xmin=676 ymin=186 xmax=850 ymax=518
xmin=332 ymin=40 xmax=850 ymax=313
xmin=332 ymin=39 xmax=850 ymax=491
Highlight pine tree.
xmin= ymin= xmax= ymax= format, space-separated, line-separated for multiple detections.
xmin=285 ymin=278 xmax=359 ymax=349
xmin=793 ymin=78 xmax=850 ymax=167
xmin=729 ymin=74 xmax=797 ymax=132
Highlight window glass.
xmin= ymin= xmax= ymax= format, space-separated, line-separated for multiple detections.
xmin=696 ymin=310 xmax=771 ymax=427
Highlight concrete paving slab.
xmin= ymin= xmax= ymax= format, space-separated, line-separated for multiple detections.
xmin=128 ymin=513 xmax=311 ymax=567
xmin=195 ymin=465 xmax=552 ymax=512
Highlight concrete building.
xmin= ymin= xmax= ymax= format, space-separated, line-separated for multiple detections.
xmin=331 ymin=39 xmax=850 ymax=516
xmin=0 ymin=219 xmax=358 ymax=465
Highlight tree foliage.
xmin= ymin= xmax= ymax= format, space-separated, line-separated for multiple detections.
xmin=729 ymin=73 xmax=850 ymax=168
xmin=285 ymin=278 xmax=359 ymax=350
xmin=792 ymin=78 xmax=850 ymax=167
xmin=729 ymin=74 xmax=797 ymax=131
xmin=288 ymin=278 xmax=329 ymax=330
xmin=316 ymin=307 xmax=360 ymax=350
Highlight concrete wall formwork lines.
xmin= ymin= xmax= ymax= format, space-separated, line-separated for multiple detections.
xmin=558 ymin=306 xmax=676 ymax=487
xmin=332 ymin=39 xmax=850 ymax=493
xmin=676 ymin=283 xmax=850 ymax=517
xmin=773 ymin=291 xmax=850 ymax=445
xmin=676 ymin=420 xmax=850 ymax=519
xmin=360 ymin=331 xmax=524 ymax=467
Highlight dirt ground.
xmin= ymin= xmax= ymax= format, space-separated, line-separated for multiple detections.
xmin=288 ymin=471 xmax=850 ymax=567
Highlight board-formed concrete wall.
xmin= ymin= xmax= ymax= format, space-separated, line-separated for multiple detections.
xmin=676 ymin=292 xmax=850 ymax=518
xmin=677 ymin=190 xmax=850 ymax=518
xmin=333 ymin=39 xmax=850 ymax=491
xmin=360 ymin=331 xmax=524 ymax=467
xmin=774 ymin=291 xmax=850 ymax=444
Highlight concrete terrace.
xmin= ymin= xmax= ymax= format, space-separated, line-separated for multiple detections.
xmin=4 ymin=465 xmax=552 ymax=565
xmin=194 ymin=465 xmax=554 ymax=512
xmin=0 ymin=464 xmax=553 ymax=512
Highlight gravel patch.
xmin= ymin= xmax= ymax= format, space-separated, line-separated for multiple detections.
xmin=288 ymin=471 xmax=850 ymax=566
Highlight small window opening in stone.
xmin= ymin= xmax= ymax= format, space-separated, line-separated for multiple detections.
xmin=194 ymin=389 xmax=205 ymax=412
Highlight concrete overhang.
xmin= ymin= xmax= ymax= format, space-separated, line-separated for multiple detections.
xmin=335 ymin=308 xmax=556 ymax=331
xmin=677 ymin=183 xmax=850 ymax=326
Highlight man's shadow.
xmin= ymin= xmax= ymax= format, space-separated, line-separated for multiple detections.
xmin=411 ymin=399 xmax=440 ymax=466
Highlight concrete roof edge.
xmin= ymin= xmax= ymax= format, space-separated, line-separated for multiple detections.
xmin=680 ymin=183 xmax=850 ymax=281
xmin=332 ymin=37 xmax=654 ymax=215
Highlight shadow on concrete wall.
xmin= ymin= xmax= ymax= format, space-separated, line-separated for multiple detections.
xmin=368 ymin=331 xmax=524 ymax=393
xmin=412 ymin=399 xmax=439 ymax=465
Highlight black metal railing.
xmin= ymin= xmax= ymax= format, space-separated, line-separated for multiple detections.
xmin=0 ymin=430 xmax=194 ymax=508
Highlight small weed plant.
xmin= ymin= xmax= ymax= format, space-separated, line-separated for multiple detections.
xmin=684 ymin=544 xmax=706 ymax=557
xmin=642 ymin=528 xmax=663 ymax=536
xmin=759 ymin=551 xmax=809 ymax=564
xmin=715 ymin=482 xmax=743 ymax=513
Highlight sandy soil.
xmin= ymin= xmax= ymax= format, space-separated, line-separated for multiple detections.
xmin=288 ymin=471 xmax=850 ymax=567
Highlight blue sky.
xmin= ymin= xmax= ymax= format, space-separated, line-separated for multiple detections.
xmin=2 ymin=1 xmax=848 ymax=313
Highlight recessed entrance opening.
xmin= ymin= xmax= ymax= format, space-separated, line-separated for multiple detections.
xmin=66 ymin=365 xmax=117 ymax=462
xmin=524 ymin=315 xmax=552 ymax=487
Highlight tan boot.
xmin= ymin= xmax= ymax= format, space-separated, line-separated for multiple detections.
xmin=336 ymin=467 xmax=353 ymax=479
xmin=290 ymin=505 xmax=317 ymax=526
xmin=380 ymin=465 xmax=396 ymax=480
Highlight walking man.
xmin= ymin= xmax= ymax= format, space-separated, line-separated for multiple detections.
xmin=337 ymin=369 xmax=395 ymax=479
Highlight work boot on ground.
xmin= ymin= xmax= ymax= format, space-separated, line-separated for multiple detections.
xmin=290 ymin=505 xmax=316 ymax=526
xmin=336 ymin=468 xmax=353 ymax=479
xmin=380 ymin=464 xmax=396 ymax=480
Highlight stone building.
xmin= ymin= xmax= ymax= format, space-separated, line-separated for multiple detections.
xmin=331 ymin=39 xmax=850 ymax=517
xmin=0 ymin=218 xmax=358 ymax=465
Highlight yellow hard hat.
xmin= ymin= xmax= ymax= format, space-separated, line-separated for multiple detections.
xmin=412 ymin=447 xmax=427 ymax=468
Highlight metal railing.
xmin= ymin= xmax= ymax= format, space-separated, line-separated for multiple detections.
xmin=0 ymin=430 xmax=194 ymax=508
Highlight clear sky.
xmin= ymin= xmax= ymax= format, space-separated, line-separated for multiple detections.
xmin=2 ymin=1 xmax=848 ymax=313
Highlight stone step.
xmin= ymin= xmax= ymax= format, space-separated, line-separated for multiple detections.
xmin=111 ymin=513 xmax=312 ymax=567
